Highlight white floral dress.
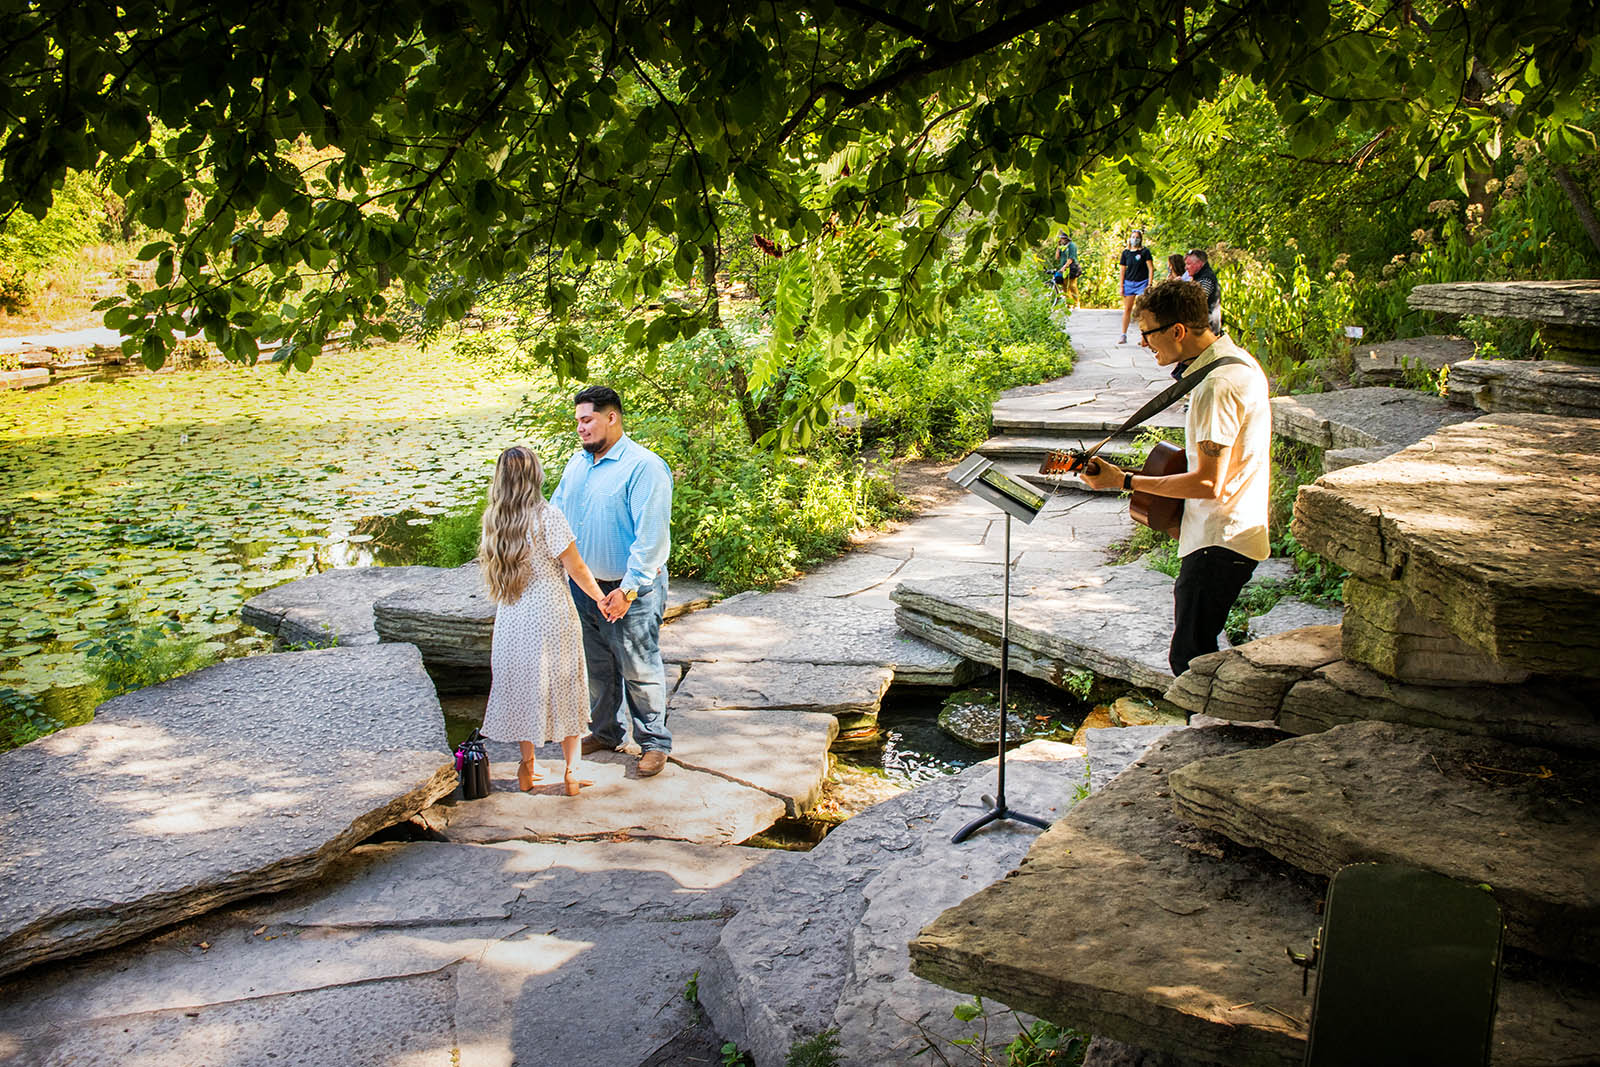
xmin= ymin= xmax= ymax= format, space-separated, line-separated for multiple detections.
xmin=482 ymin=504 xmax=589 ymax=744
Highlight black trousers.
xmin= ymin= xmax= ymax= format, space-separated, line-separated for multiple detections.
xmin=1171 ymin=545 xmax=1258 ymax=676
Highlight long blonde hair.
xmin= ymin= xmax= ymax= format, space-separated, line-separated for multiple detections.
xmin=479 ymin=445 xmax=547 ymax=605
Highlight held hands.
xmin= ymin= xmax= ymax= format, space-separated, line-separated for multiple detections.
xmin=598 ymin=588 xmax=631 ymax=622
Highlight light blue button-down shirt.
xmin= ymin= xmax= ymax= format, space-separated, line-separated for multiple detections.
xmin=549 ymin=434 xmax=673 ymax=591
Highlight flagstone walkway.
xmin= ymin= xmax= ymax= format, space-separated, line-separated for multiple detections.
xmin=0 ymin=308 xmax=1323 ymax=1067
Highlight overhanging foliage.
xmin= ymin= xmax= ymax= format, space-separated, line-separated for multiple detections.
xmin=2 ymin=1 xmax=1595 ymax=414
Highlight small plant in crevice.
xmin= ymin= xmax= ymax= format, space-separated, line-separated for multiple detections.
xmin=914 ymin=997 xmax=1089 ymax=1066
xmin=785 ymin=1028 xmax=842 ymax=1067
xmin=721 ymin=1040 xmax=753 ymax=1066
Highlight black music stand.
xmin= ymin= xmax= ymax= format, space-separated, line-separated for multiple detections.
xmin=946 ymin=453 xmax=1052 ymax=843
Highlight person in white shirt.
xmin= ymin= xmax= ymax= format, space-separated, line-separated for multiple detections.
xmin=1077 ymin=279 xmax=1271 ymax=675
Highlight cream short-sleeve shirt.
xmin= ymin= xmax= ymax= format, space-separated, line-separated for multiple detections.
xmin=1178 ymin=335 xmax=1271 ymax=561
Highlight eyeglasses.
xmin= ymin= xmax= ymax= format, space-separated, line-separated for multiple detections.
xmin=1140 ymin=321 xmax=1180 ymax=342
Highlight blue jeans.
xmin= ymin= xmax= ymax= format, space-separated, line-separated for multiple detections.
xmin=570 ymin=577 xmax=671 ymax=753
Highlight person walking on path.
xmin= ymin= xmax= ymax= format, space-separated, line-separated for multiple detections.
xmin=1052 ymin=232 xmax=1080 ymax=305
xmin=1185 ymin=247 xmax=1225 ymax=336
xmin=551 ymin=385 xmax=676 ymax=777
xmin=1117 ymin=229 xmax=1156 ymax=343
xmin=479 ymin=445 xmax=611 ymax=797
xmin=1076 ymin=280 xmax=1271 ymax=675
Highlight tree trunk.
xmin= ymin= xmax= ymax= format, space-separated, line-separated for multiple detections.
xmin=1552 ymin=164 xmax=1600 ymax=258
xmin=701 ymin=242 xmax=771 ymax=445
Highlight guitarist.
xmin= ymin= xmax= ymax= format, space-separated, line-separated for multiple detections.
xmin=1076 ymin=280 xmax=1272 ymax=676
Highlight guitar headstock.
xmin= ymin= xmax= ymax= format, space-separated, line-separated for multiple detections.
xmin=1039 ymin=449 xmax=1095 ymax=476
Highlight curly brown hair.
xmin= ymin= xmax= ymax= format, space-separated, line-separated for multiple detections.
xmin=1134 ymin=279 xmax=1210 ymax=332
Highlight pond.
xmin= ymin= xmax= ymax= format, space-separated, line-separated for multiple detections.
xmin=0 ymin=344 xmax=543 ymax=737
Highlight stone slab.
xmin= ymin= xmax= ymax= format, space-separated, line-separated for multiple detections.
xmin=660 ymin=590 xmax=973 ymax=686
xmin=1164 ymin=626 xmax=1343 ymax=722
xmin=0 ymin=368 xmax=49 ymax=390
xmin=435 ymin=748 xmax=787 ymax=846
xmin=1245 ymin=597 xmax=1343 ymax=641
xmin=1168 ymin=721 xmax=1600 ymax=964
xmin=1084 ymin=724 xmax=1183 ymax=793
xmin=242 ymin=564 xmax=448 ymax=646
xmin=0 ymin=644 xmax=455 ymax=980
xmin=371 ymin=565 xmax=717 ymax=687
xmin=1279 ymin=659 xmax=1600 ymax=754
xmin=0 ymin=838 xmax=769 ymax=1067
xmin=893 ymin=565 xmax=1177 ymax=693
xmin=1408 ymin=279 xmax=1600 ymax=327
xmin=699 ymin=741 xmax=1088 ymax=1067
xmin=1270 ymin=386 xmax=1475 ymax=451
xmin=667 ymin=705 xmax=839 ymax=817
xmin=909 ymin=727 xmax=1600 ymax=1067
xmin=1342 ymin=575 xmax=1529 ymax=685
xmin=1293 ymin=414 xmax=1600 ymax=676
xmin=668 ymin=658 xmax=894 ymax=719
xmin=1446 ymin=358 xmax=1600 ymax=418
xmin=1348 ymin=334 xmax=1475 ymax=387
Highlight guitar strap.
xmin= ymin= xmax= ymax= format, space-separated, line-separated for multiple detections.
xmin=1077 ymin=355 xmax=1249 ymax=462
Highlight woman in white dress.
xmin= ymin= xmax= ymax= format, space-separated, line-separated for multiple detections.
xmin=479 ymin=445 xmax=611 ymax=796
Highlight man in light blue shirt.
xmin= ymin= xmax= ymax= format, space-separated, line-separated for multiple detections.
xmin=550 ymin=385 xmax=675 ymax=776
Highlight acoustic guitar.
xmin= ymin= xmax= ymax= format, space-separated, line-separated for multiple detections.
xmin=1034 ymin=354 xmax=1249 ymax=541
xmin=1038 ymin=443 xmax=1186 ymax=539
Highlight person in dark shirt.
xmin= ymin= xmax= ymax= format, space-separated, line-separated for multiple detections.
xmin=1118 ymin=229 xmax=1155 ymax=343
xmin=1185 ymin=247 xmax=1224 ymax=336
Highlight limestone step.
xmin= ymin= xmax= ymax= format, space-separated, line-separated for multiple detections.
xmin=990 ymin=407 xmax=1186 ymax=435
xmin=1349 ymin=334 xmax=1474 ymax=387
xmin=1167 ymin=628 xmax=1600 ymax=754
xmin=909 ymin=726 xmax=1600 ymax=1067
xmin=0 ymin=644 xmax=455 ymax=980
xmin=698 ymin=740 xmax=1089 ymax=1067
xmin=1168 ymin=720 xmax=1600 ymax=965
xmin=893 ymin=565 xmax=1178 ymax=694
xmin=369 ymin=564 xmax=719 ymax=690
xmin=659 ymin=590 xmax=975 ymax=687
xmin=976 ymin=432 xmax=1151 ymax=466
xmin=1447 ymin=358 xmax=1600 ymax=418
xmin=1270 ymin=385 xmax=1476 ymax=452
xmin=246 ymin=562 xmax=718 ymax=649
xmin=1295 ymin=414 xmax=1600 ymax=678
xmin=0 ymin=838 xmax=768 ymax=1067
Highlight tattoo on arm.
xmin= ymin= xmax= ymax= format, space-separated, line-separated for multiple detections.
xmin=1199 ymin=441 xmax=1225 ymax=457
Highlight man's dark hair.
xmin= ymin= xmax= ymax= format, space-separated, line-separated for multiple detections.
xmin=574 ymin=385 xmax=623 ymax=414
xmin=1186 ymin=247 xmax=1209 ymax=264
xmin=1134 ymin=280 xmax=1211 ymax=332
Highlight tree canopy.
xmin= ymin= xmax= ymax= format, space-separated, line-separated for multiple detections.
xmin=3 ymin=0 xmax=1596 ymax=434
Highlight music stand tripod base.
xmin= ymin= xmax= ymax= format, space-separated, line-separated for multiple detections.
xmin=946 ymin=453 xmax=1051 ymax=843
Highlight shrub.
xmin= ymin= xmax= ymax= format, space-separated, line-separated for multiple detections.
xmin=0 ymin=688 xmax=59 ymax=751
xmin=76 ymin=618 xmax=216 ymax=706
xmin=858 ymin=266 xmax=1074 ymax=456
xmin=418 ymin=490 xmax=488 ymax=568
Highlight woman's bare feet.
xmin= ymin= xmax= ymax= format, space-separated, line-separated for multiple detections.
xmin=563 ymin=767 xmax=593 ymax=796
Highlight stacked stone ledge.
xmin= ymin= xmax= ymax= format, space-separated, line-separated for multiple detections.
xmin=915 ymin=411 xmax=1600 ymax=1065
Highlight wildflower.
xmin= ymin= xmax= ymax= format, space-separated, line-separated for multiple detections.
xmin=1485 ymin=178 xmax=1502 ymax=196
xmin=1332 ymin=253 xmax=1350 ymax=270
xmin=1465 ymin=204 xmax=1486 ymax=227
xmin=1427 ymin=199 xmax=1459 ymax=216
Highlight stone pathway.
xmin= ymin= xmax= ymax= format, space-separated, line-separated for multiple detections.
xmin=0 ymin=645 xmax=454 ymax=980
xmin=3 ymin=305 xmax=1351 ymax=1066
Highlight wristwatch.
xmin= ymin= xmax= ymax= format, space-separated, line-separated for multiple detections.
xmin=622 ymin=588 xmax=638 ymax=603
xmin=1123 ymin=472 xmax=1134 ymax=491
